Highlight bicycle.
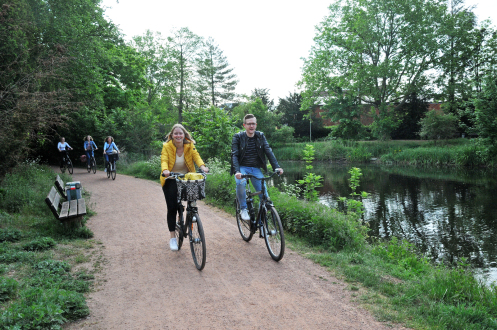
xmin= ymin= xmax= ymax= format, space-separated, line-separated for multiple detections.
xmin=105 ymin=152 xmax=117 ymax=180
xmin=60 ymin=150 xmax=73 ymax=174
xmin=235 ymin=170 xmax=285 ymax=261
xmin=86 ymin=147 xmax=97 ymax=174
xmin=163 ymin=171 xmax=207 ymax=271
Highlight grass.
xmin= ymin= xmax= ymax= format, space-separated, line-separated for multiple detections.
xmin=0 ymin=163 xmax=99 ymax=329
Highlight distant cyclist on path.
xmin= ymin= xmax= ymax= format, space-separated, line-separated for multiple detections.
xmin=83 ymin=135 xmax=98 ymax=170
xmin=231 ymin=114 xmax=283 ymax=221
xmin=57 ymin=137 xmax=72 ymax=170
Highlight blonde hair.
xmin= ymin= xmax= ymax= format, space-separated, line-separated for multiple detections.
xmin=84 ymin=135 xmax=93 ymax=141
xmin=105 ymin=136 xmax=114 ymax=143
xmin=165 ymin=124 xmax=195 ymax=144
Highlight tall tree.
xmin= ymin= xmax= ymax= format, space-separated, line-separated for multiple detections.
xmin=300 ymin=0 xmax=445 ymax=139
xmin=169 ymin=27 xmax=202 ymax=123
xmin=436 ymin=0 xmax=476 ymax=114
xmin=131 ymin=30 xmax=178 ymax=107
xmin=196 ymin=37 xmax=238 ymax=107
xmin=250 ymin=88 xmax=274 ymax=110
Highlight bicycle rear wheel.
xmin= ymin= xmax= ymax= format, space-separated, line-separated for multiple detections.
xmin=106 ymin=163 xmax=110 ymax=178
xmin=67 ymin=159 xmax=73 ymax=175
xmin=111 ymin=162 xmax=116 ymax=180
xmin=87 ymin=161 xmax=91 ymax=173
xmin=175 ymin=223 xmax=184 ymax=250
xmin=263 ymin=206 xmax=285 ymax=261
xmin=188 ymin=213 xmax=206 ymax=271
xmin=235 ymin=199 xmax=253 ymax=242
xmin=91 ymin=158 xmax=96 ymax=174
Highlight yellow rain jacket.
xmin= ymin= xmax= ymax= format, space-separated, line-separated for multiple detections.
xmin=160 ymin=139 xmax=205 ymax=186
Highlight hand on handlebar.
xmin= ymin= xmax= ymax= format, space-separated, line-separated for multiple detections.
xmin=162 ymin=169 xmax=170 ymax=177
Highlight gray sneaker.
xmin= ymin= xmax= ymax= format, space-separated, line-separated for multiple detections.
xmin=260 ymin=226 xmax=265 ymax=238
xmin=240 ymin=209 xmax=250 ymax=221
xmin=169 ymin=238 xmax=178 ymax=251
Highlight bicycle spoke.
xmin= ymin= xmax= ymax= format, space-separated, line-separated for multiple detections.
xmin=264 ymin=206 xmax=285 ymax=261
xmin=188 ymin=213 xmax=206 ymax=271
xmin=236 ymin=199 xmax=253 ymax=242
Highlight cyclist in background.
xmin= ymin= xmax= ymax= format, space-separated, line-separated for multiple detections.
xmin=83 ymin=135 xmax=98 ymax=170
xmin=231 ymin=114 xmax=283 ymax=221
xmin=57 ymin=137 xmax=73 ymax=170
xmin=103 ymin=136 xmax=119 ymax=172
xmin=161 ymin=124 xmax=209 ymax=251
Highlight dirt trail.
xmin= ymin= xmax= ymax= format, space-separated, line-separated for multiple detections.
xmin=65 ymin=167 xmax=405 ymax=330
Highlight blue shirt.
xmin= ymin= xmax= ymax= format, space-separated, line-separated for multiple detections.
xmin=104 ymin=142 xmax=119 ymax=154
xmin=84 ymin=141 xmax=97 ymax=151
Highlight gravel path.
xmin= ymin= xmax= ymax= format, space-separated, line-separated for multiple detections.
xmin=64 ymin=167 xmax=407 ymax=330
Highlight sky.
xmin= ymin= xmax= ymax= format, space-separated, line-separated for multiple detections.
xmin=100 ymin=0 xmax=497 ymax=104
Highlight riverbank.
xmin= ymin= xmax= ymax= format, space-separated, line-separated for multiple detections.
xmin=0 ymin=164 xmax=97 ymax=328
xmin=273 ymin=139 xmax=495 ymax=167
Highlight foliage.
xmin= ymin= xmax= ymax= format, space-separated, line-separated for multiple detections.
xmin=184 ymin=106 xmax=238 ymax=162
xmin=338 ymin=168 xmax=368 ymax=216
xmin=419 ymin=109 xmax=458 ymax=140
xmin=390 ymin=93 xmax=429 ymax=140
xmin=196 ymin=37 xmax=238 ymax=107
xmin=277 ymin=92 xmax=329 ymax=140
xmin=296 ymin=145 xmax=323 ymax=202
xmin=473 ymin=72 xmax=497 ymax=159
xmin=0 ymin=277 xmax=18 ymax=302
xmin=22 ymin=237 xmax=57 ymax=252
xmin=300 ymin=0 xmax=444 ymax=140
xmin=0 ymin=228 xmax=22 ymax=242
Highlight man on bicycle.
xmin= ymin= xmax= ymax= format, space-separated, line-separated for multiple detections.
xmin=231 ymin=114 xmax=283 ymax=221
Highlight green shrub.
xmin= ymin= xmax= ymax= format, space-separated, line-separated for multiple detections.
xmin=22 ymin=237 xmax=56 ymax=251
xmin=34 ymin=260 xmax=71 ymax=275
xmin=0 ymin=277 xmax=18 ymax=302
xmin=0 ymin=228 xmax=22 ymax=242
xmin=0 ymin=287 xmax=89 ymax=328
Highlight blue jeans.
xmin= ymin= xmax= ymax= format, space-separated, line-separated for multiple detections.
xmin=235 ymin=166 xmax=268 ymax=210
xmin=85 ymin=151 xmax=94 ymax=167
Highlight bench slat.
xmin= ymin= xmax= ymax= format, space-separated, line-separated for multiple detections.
xmin=68 ymin=200 xmax=78 ymax=217
xmin=77 ymin=198 xmax=87 ymax=216
xmin=59 ymin=201 xmax=70 ymax=219
xmin=55 ymin=175 xmax=66 ymax=198
xmin=53 ymin=193 xmax=61 ymax=211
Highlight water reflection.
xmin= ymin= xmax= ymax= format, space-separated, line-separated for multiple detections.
xmin=279 ymin=161 xmax=497 ymax=285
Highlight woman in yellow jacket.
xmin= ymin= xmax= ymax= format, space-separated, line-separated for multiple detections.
xmin=161 ymin=124 xmax=209 ymax=251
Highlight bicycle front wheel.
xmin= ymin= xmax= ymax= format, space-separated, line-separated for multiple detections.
xmin=175 ymin=223 xmax=184 ymax=250
xmin=87 ymin=162 xmax=91 ymax=173
xmin=235 ymin=199 xmax=253 ymax=242
xmin=111 ymin=162 xmax=116 ymax=180
xmin=263 ymin=206 xmax=285 ymax=261
xmin=67 ymin=159 xmax=73 ymax=175
xmin=188 ymin=213 xmax=206 ymax=271
xmin=91 ymin=158 xmax=96 ymax=174
xmin=106 ymin=163 xmax=110 ymax=178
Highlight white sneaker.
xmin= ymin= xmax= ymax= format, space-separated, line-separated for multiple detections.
xmin=104 ymin=168 xmax=107 ymax=172
xmin=240 ymin=209 xmax=250 ymax=221
xmin=169 ymin=238 xmax=178 ymax=251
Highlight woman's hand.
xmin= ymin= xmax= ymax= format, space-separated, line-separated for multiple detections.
xmin=162 ymin=170 xmax=170 ymax=177
xmin=200 ymin=165 xmax=209 ymax=173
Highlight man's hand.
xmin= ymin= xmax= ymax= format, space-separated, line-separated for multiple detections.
xmin=276 ymin=168 xmax=284 ymax=175
xmin=235 ymin=172 xmax=242 ymax=179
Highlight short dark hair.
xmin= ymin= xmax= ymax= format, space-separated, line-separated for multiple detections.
xmin=244 ymin=114 xmax=256 ymax=123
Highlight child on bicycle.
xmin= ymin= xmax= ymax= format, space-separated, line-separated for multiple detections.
xmin=103 ymin=136 xmax=119 ymax=172
xmin=161 ymin=124 xmax=209 ymax=251
xmin=57 ymin=137 xmax=73 ymax=170
xmin=231 ymin=114 xmax=283 ymax=221
xmin=83 ymin=135 xmax=98 ymax=169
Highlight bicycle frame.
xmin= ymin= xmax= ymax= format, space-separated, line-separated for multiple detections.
xmin=243 ymin=172 xmax=278 ymax=235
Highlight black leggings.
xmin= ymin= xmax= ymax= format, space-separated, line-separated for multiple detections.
xmin=162 ymin=179 xmax=179 ymax=232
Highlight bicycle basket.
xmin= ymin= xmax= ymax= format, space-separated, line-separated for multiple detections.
xmin=108 ymin=153 xmax=119 ymax=162
xmin=176 ymin=174 xmax=206 ymax=202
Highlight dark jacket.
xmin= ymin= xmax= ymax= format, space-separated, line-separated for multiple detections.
xmin=230 ymin=131 xmax=280 ymax=175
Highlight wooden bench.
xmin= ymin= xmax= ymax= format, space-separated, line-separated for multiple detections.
xmin=45 ymin=186 xmax=86 ymax=222
xmin=55 ymin=175 xmax=67 ymax=199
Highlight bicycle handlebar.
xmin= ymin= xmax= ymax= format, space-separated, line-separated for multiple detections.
xmin=161 ymin=170 xmax=208 ymax=178
xmin=241 ymin=170 xmax=281 ymax=181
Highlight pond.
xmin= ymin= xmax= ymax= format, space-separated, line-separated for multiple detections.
xmin=278 ymin=161 xmax=497 ymax=285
